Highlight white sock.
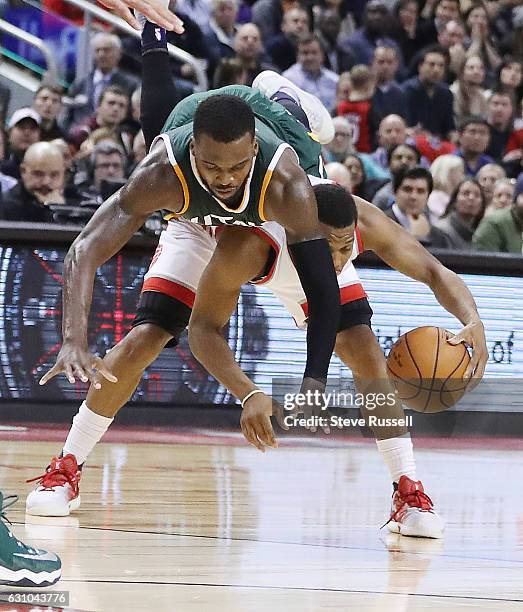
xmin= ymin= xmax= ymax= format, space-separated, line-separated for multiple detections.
xmin=63 ymin=402 xmax=114 ymax=465
xmin=376 ymin=435 xmax=416 ymax=484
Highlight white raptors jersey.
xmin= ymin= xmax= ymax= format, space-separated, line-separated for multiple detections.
xmin=249 ymin=222 xmax=366 ymax=328
xmin=143 ymin=218 xmax=366 ymax=327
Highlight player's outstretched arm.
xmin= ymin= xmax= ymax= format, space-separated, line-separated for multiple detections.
xmin=356 ymin=196 xmax=488 ymax=382
xmin=264 ymin=153 xmax=340 ymax=396
xmin=40 ymin=145 xmax=183 ymax=388
xmin=188 ymin=227 xmax=282 ymax=451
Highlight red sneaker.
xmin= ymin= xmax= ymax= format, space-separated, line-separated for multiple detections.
xmin=386 ymin=475 xmax=444 ymax=539
xmin=25 ymin=454 xmax=81 ymax=517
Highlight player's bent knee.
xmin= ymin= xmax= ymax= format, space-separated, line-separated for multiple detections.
xmin=125 ymin=323 xmax=173 ymax=359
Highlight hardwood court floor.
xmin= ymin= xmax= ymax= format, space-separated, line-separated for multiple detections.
xmin=1 ymin=427 xmax=523 ymax=611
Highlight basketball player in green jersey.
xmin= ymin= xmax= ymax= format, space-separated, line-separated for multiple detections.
xmin=42 ymin=26 xmax=339 ymax=413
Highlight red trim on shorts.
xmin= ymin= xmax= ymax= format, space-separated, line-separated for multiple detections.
xmin=355 ymin=226 xmax=364 ymax=254
xmin=142 ymin=277 xmax=195 ymax=308
xmin=248 ymin=227 xmax=281 ymax=285
xmin=300 ymin=283 xmax=367 ymax=317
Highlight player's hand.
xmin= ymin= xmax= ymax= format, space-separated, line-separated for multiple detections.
xmin=39 ymin=341 xmax=118 ymax=389
xmin=240 ymin=393 xmax=278 ymax=452
xmin=447 ymin=320 xmax=488 ymax=388
xmin=98 ymin=0 xmax=184 ymax=33
xmin=295 ymin=376 xmax=333 ymax=434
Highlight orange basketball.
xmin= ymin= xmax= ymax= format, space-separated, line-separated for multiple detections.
xmin=386 ymin=326 xmax=471 ymax=413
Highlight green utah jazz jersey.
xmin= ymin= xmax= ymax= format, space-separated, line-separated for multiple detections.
xmin=155 ymin=85 xmax=323 ymax=227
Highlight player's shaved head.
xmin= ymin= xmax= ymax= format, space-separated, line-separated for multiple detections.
xmin=193 ymin=94 xmax=255 ymax=143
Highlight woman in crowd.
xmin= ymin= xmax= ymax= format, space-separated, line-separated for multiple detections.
xmin=464 ymin=4 xmax=501 ymax=82
xmin=436 ymin=178 xmax=486 ymax=250
xmin=427 ymin=154 xmax=465 ymax=222
xmin=343 ymin=153 xmax=387 ymax=201
xmin=450 ymin=55 xmax=488 ymax=124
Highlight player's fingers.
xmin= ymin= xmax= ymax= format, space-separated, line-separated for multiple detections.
xmin=132 ymin=0 xmax=184 ymax=31
xmin=241 ymin=420 xmax=265 ymax=452
xmin=72 ymin=365 xmax=89 ymax=384
xmin=260 ymin=416 xmax=277 ymax=448
xmin=93 ymin=358 xmax=118 ymax=383
xmin=107 ymin=0 xmax=141 ymax=29
xmin=447 ymin=333 xmax=465 ymax=345
xmin=64 ymin=364 xmax=76 ymax=385
xmin=39 ymin=363 xmax=62 ymax=386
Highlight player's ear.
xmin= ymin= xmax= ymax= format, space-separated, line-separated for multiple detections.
xmin=189 ymin=138 xmax=195 ymax=154
xmin=253 ymin=138 xmax=259 ymax=157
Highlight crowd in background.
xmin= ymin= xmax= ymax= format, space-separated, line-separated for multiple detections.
xmin=0 ymin=0 xmax=522 ymax=252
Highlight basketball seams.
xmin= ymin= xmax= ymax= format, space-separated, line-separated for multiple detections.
xmin=440 ymin=344 xmax=470 ymax=408
xmin=422 ymin=328 xmax=441 ymax=413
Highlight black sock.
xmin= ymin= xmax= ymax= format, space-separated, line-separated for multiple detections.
xmin=393 ymin=481 xmax=398 ymax=492
xmin=141 ymin=21 xmax=167 ymax=54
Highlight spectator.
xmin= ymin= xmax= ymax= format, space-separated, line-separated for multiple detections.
xmin=455 ymin=116 xmax=494 ymax=176
xmin=450 ymin=56 xmax=488 ymax=125
xmin=314 ymin=9 xmax=354 ymax=75
xmin=1 ymin=109 xmax=41 ymax=180
xmin=67 ymin=33 xmax=138 ymax=126
xmin=373 ymin=142 xmax=420 ymax=209
xmin=266 ymin=7 xmax=309 ymax=72
xmin=0 ymin=126 xmax=17 ymax=196
xmin=486 ymin=89 xmax=516 ymax=160
xmin=408 ymin=18 xmax=466 ymax=82
xmin=234 ymin=23 xmax=276 ymax=85
xmin=463 ymin=4 xmax=502 ymax=82
xmin=477 ymin=162 xmax=507 ymax=208
xmin=370 ymin=114 xmax=408 ymax=171
xmin=427 ymin=153 xmax=465 ymax=221
xmin=336 ymin=65 xmax=376 ymax=153
xmin=69 ymin=85 xmax=131 ymax=156
xmin=213 ymin=58 xmax=248 ymax=87
xmin=283 ymin=35 xmax=339 ymax=110
xmin=435 ymin=178 xmax=486 ymax=249
xmin=371 ymin=43 xmax=407 ymax=121
xmin=390 ymin=0 xmax=425 ymax=66
xmin=339 ymin=1 xmax=391 ymax=66
xmin=322 ymin=116 xmax=353 ymax=163
xmin=77 ymin=141 xmax=127 ymax=204
xmin=485 ymin=178 xmax=514 ymax=216
xmin=206 ymin=0 xmax=239 ymax=63
xmin=473 ymin=176 xmax=523 ymax=253
xmin=384 ymin=165 xmax=449 ymax=248
xmin=402 ymin=44 xmax=455 ymax=140
xmin=343 ymin=153 xmax=387 ymax=200
xmin=32 ymin=85 xmax=66 ymax=141
xmin=437 ymin=19 xmax=467 ymax=80
xmin=50 ymin=137 xmax=77 ymax=196
xmin=333 ymin=71 xmax=351 ymax=113
xmin=491 ymin=57 xmax=523 ymax=105
xmin=325 ymin=161 xmax=352 ymax=192
xmin=251 ymin=0 xmax=299 ymax=42
xmin=1 ymin=142 xmax=65 ymax=222
xmin=418 ymin=0 xmax=461 ymax=44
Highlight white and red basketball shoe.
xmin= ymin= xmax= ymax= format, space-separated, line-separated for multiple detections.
xmin=26 ymin=455 xmax=81 ymax=517
xmin=386 ymin=475 xmax=444 ymax=539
